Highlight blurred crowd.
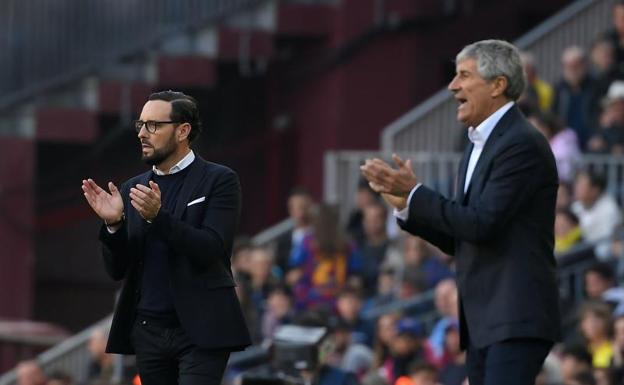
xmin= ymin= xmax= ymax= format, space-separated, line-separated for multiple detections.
xmin=15 ymin=2 xmax=624 ymax=385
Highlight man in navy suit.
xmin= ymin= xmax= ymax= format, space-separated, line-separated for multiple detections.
xmin=82 ymin=90 xmax=251 ymax=385
xmin=361 ymin=40 xmax=561 ymax=385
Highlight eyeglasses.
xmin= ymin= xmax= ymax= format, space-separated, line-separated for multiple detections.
xmin=134 ymin=120 xmax=181 ymax=134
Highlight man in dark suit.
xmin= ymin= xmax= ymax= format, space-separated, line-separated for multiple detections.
xmin=82 ymin=90 xmax=251 ymax=385
xmin=361 ymin=40 xmax=561 ymax=385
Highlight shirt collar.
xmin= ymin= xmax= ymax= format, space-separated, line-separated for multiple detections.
xmin=467 ymin=101 xmax=514 ymax=148
xmin=152 ymin=150 xmax=195 ymax=175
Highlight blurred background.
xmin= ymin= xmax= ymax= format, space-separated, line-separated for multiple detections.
xmin=2 ymin=0 xmax=624 ymax=384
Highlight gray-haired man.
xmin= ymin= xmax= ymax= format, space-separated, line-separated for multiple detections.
xmin=361 ymin=40 xmax=561 ymax=385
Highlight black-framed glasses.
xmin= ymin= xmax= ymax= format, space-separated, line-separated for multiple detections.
xmin=134 ymin=120 xmax=181 ymax=133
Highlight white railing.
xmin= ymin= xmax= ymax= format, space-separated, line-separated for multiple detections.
xmin=381 ymin=0 xmax=613 ymax=153
xmin=324 ymin=151 xmax=624 ymax=222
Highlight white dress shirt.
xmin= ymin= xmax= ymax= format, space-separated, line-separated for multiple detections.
xmin=394 ymin=102 xmax=514 ymax=221
xmin=152 ymin=150 xmax=195 ymax=175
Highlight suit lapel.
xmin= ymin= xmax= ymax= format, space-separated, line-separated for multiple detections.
xmin=456 ymin=142 xmax=473 ymax=202
xmin=172 ymin=157 xmax=204 ymax=219
xmin=463 ymin=106 xmax=520 ymax=199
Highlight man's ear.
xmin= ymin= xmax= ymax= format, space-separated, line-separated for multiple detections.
xmin=491 ymin=76 xmax=508 ymax=98
xmin=177 ymin=123 xmax=191 ymax=142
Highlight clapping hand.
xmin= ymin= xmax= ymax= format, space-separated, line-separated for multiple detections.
xmin=129 ymin=181 xmax=161 ymax=221
xmin=82 ymin=179 xmax=124 ymax=225
xmin=360 ymin=154 xmax=418 ymax=210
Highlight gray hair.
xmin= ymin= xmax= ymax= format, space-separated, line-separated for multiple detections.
xmin=456 ymin=39 xmax=526 ymax=101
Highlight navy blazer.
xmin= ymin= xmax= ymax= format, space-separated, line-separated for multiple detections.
xmin=398 ymin=106 xmax=562 ymax=349
xmin=99 ymin=156 xmax=251 ymax=354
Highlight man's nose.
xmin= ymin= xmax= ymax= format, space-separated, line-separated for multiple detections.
xmin=137 ymin=125 xmax=149 ymax=138
xmin=448 ymin=78 xmax=459 ymax=92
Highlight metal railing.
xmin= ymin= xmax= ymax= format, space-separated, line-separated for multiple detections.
xmin=381 ymin=0 xmax=613 ymax=153
xmin=0 ymin=316 xmax=112 ymax=385
xmin=0 ymin=215 xmax=293 ymax=384
xmin=324 ymin=151 xmax=463 ymax=221
xmin=0 ymin=0 xmax=268 ymax=112
xmin=324 ymin=151 xmax=624 ymax=223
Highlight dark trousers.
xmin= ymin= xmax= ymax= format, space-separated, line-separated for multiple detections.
xmin=466 ymin=338 xmax=552 ymax=385
xmin=130 ymin=318 xmax=230 ymax=385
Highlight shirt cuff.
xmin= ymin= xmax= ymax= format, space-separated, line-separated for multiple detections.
xmin=393 ymin=184 xmax=421 ymax=221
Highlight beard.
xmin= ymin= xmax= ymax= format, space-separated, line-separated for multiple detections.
xmin=141 ymin=134 xmax=177 ymax=167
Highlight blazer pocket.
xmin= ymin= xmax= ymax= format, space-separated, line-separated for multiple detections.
xmin=187 ymin=196 xmax=206 ymax=207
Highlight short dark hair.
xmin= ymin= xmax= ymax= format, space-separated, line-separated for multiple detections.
xmin=577 ymin=169 xmax=607 ymax=193
xmin=585 ymin=262 xmax=615 ymax=282
xmin=289 ymin=186 xmax=312 ymax=199
xmin=561 ymin=344 xmax=592 ymax=366
xmin=148 ymin=90 xmax=202 ymax=143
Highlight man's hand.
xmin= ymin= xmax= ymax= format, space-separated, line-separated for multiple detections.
xmin=82 ymin=179 xmax=124 ymax=224
xmin=130 ymin=181 xmax=161 ymax=221
xmin=360 ymin=154 xmax=418 ymax=198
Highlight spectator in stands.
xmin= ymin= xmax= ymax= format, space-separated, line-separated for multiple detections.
xmin=394 ymin=362 xmax=438 ymax=385
xmin=611 ymin=315 xmax=624 ymax=382
xmin=397 ymin=270 xmax=427 ymax=305
xmin=289 ymin=204 xmax=363 ymax=312
xmin=603 ymin=1 xmax=624 ymax=76
xmin=585 ymin=263 xmax=617 ymax=300
xmin=555 ymin=209 xmax=583 ymax=254
xmin=437 ymin=323 xmax=467 ymax=385
xmin=260 ymin=284 xmax=294 ymax=341
xmin=347 ymin=180 xmax=380 ymax=245
xmin=588 ymin=81 xmax=624 ymax=154
xmin=275 ymin=187 xmax=314 ymax=275
xmin=294 ymin=310 xmax=360 ymax=385
xmin=528 ymin=111 xmax=580 ymax=182
xmin=572 ymin=169 xmax=622 ymax=243
xmin=380 ymin=318 xmax=427 ymax=385
xmin=520 ymin=52 xmax=554 ymax=112
xmin=579 ymin=301 xmax=614 ymax=368
xmin=427 ymin=279 xmax=459 ymax=363
xmin=336 ymin=287 xmax=375 ymax=346
xmin=372 ymin=313 xmax=401 ymax=370
xmin=593 ymin=368 xmax=612 ymax=385
xmin=246 ymin=246 xmax=280 ymax=342
xmin=231 ymin=236 xmax=253 ymax=293
xmin=401 ymin=236 xmax=453 ymax=291
xmin=86 ymin=327 xmax=113 ymax=383
xmin=358 ymin=202 xmax=393 ymax=296
xmin=16 ymin=360 xmax=47 ymax=385
xmin=327 ymin=316 xmax=375 ymax=380
xmin=364 ymin=265 xmax=397 ymax=311
xmin=557 ymin=345 xmax=594 ymax=385
xmin=609 ymin=227 xmax=624 ymax=281
xmin=591 ymin=38 xmax=623 ymax=99
xmin=552 ymin=46 xmax=599 ymax=149
xmin=559 ymin=182 xmax=575 ymax=211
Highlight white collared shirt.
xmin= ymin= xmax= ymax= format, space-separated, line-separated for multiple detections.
xmin=394 ymin=101 xmax=514 ymax=221
xmin=152 ymin=150 xmax=195 ymax=175
xmin=463 ymin=101 xmax=514 ymax=193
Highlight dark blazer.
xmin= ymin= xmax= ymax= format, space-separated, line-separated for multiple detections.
xmin=398 ymin=106 xmax=561 ymax=350
xmin=99 ymin=156 xmax=252 ymax=354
